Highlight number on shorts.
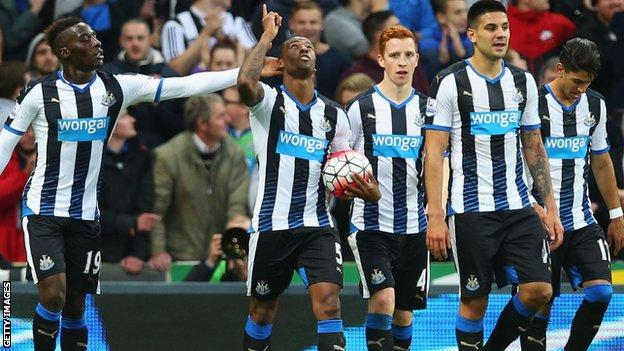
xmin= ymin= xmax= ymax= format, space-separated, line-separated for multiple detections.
xmin=335 ymin=243 xmax=343 ymax=265
xmin=597 ymin=239 xmax=611 ymax=262
xmin=83 ymin=250 xmax=102 ymax=274
xmin=416 ymin=268 xmax=427 ymax=291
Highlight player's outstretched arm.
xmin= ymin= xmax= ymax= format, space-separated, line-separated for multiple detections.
xmin=238 ymin=4 xmax=281 ymax=107
xmin=424 ymin=129 xmax=451 ymax=260
xmin=0 ymin=129 xmax=20 ymax=175
xmin=521 ymin=128 xmax=563 ymax=250
xmin=591 ymin=152 xmax=624 ymax=255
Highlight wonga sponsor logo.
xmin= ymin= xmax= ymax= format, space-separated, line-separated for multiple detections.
xmin=470 ymin=110 xmax=520 ymax=135
xmin=544 ymin=136 xmax=590 ymax=159
xmin=57 ymin=117 xmax=110 ymax=142
xmin=372 ymin=134 xmax=422 ymax=159
xmin=276 ymin=130 xmax=328 ymax=162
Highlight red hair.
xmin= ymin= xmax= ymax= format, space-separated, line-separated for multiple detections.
xmin=379 ymin=25 xmax=416 ymax=56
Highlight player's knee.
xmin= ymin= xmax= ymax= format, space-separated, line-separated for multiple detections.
xmin=370 ymin=289 xmax=394 ymax=314
xmin=249 ymin=299 xmax=278 ymax=324
xmin=312 ymin=293 xmax=341 ymax=319
xmin=584 ymin=284 xmax=613 ymax=304
xmin=40 ymin=288 xmax=66 ymax=311
xmin=460 ymin=296 xmax=488 ymax=318
xmin=523 ymin=283 xmax=552 ymax=307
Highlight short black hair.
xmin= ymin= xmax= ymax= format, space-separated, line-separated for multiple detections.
xmin=363 ymin=11 xmax=395 ymax=45
xmin=44 ymin=16 xmax=83 ymax=54
xmin=559 ymin=38 xmax=601 ymax=79
xmin=467 ymin=0 xmax=507 ymax=28
xmin=0 ymin=61 xmax=27 ymax=99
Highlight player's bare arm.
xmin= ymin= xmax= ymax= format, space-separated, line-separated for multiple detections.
xmin=424 ymin=129 xmax=451 ymax=260
xmin=521 ymin=128 xmax=564 ymax=250
xmin=238 ymin=4 xmax=282 ymax=107
xmin=591 ymin=152 xmax=624 ymax=255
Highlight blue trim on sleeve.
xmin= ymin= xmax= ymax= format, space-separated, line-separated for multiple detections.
xmin=154 ymin=78 xmax=164 ymax=103
xmin=3 ymin=124 xmax=25 ymax=136
xmin=591 ymin=146 xmax=610 ymax=155
xmin=423 ymin=124 xmax=451 ymax=132
xmin=521 ymin=124 xmax=541 ymax=131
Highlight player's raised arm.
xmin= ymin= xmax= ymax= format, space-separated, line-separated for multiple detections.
xmin=238 ymin=4 xmax=282 ymax=107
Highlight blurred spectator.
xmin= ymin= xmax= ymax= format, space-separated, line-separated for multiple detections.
xmin=508 ymin=0 xmax=575 ymax=75
xmin=335 ymin=72 xmax=375 ymax=105
xmin=575 ymin=0 xmax=624 ymax=99
xmin=149 ymin=93 xmax=249 ymax=271
xmin=104 ymin=18 xmax=186 ymax=150
xmin=223 ymin=86 xmax=256 ymax=213
xmin=324 ymin=0 xmax=372 ymax=58
xmin=467 ymin=0 xmax=509 ymax=6
xmin=184 ymin=232 xmax=248 ymax=281
xmin=100 ymin=110 xmax=157 ymax=275
xmin=388 ymin=0 xmax=439 ymax=40
xmin=24 ymin=33 xmax=59 ymax=79
xmin=251 ymin=0 xmax=338 ymax=56
xmin=537 ymin=56 xmax=559 ymax=85
xmin=230 ymin=0 xmax=262 ymax=21
xmin=0 ymin=0 xmax=48 ymax=60
xmin=162 ymin=0 xmax=256 ymax=66
xmin=504 ymin=48 xmax=528 ymax=70
xmin=0 ymin=61 xmax=32 ymax=263
xmin=332 ymin=72 xmax=375 ymax=261
xmin=420 ymin=0 xmax=472 ymax=81
xmin=0 ymin=61 xmax=27 ymax=124
xmin=195 ymin=38 xmax=240 ymax=73
xmin=551 ymin=0 xmax=595 ymax=28
xmin=341 ymin=10 xmax=430 ymax=94
xmin=609 ymin=8 xmax=624 ymax=111
xmin=288 ymin=0 xmax=351 ymax=98
xmin=65 ymin=0 xmax=130 ymax=63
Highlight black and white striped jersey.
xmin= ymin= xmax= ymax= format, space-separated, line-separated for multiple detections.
xmin=249 ymin=83 xmax=351 ymax=233
xmin=531 ymin=85 xmax=609 ymax=231
xmin=425 ymin=60 xmax=540 ymax=214
xmin=0 ymin=69 xmax=239 ymax=220
xmin=347 ymin=85 xmax=428 ymax=235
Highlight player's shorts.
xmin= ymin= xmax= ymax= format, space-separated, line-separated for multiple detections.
xmin=23 ymin=215 xmax=102 ymax=294
xmin=449 ymin=207 xmax=551 ymax=298
xmin=551 ymin=224 xmax=612 ymax=297
xmin=348 ymin=230 xmax=429 ymax=310
xmin=246 ymin=226 xmax=343 ymax=301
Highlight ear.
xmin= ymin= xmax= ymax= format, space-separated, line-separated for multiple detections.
xmin=414 ymin=52 xmax=420 ymax=67
xmin=377 ymin=53 xmax=384 ymax=69
xmin=59 ymin=47 xmax=70 ymax=60
xmin=556 ymin=62 xmax=565 ymax=77
xmin=466 ymin=28 xmax=476 ymax=44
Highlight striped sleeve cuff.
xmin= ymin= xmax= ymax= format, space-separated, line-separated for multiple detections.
xmin=3 ymin=124 xmax=25 ymax=136
xmin=521 ymin=124 xmax=541 ymax=131
xmin=591 ymin=146 xmax=610 ymax=155
xmin=423 ymin=124 xmax=451 ymax=132
xmin=154 ymin=78 xmax=164 ymax=103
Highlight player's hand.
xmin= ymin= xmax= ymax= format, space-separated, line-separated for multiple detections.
xmin=345 ymin=172 xmax=381 ymax=203
xmin=426 ymin=217 xmax=451 ymax=260
xmin=120 ymin=256 xmax=144 ymax=275
xmin=207 ymin=233 xmax=224 ymax=267
xmin=136 ymin=213 xmax=160 ymax=233
xmin=607 ymin=216 xmax=624 ymax=256
xmin=260 ymin=57 xmax=283 ymax=77
xmin=260 ymin=4 xmax=282 ymax=42
xmin=544 ymin=208 xmax=564 ymax=251
xmin=149 ymin=252 xmax=172 ymax=272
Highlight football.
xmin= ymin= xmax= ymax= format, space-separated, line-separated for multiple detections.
xmin=322 ymin=150 xmax=373 ymax=199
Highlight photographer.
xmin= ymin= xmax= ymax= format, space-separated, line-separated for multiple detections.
xmin=185 ymin=228 xmax=248 ymax=282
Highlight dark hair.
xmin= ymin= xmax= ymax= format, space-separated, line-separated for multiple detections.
xmin=363 ymin=11 xmax=395 ymax=45
xmin=44 ymin=16 xmax=83 ymax=54
xmin=0 ymin=61 xmax=27 ymax=99
xmin=210 ymin=39 xmax=237 ymax=63
xmin=559 ymin=38 xmax=601 ymax=79
xmin=433 ymin=0 xmax=448 ymax=14
xmin=467 ymin=0 xmax=507 ymax=28
xmin=122 ymin=18 xmax=151 ymax=33
xmin=184 ymin=93 xmax=224 ymax=131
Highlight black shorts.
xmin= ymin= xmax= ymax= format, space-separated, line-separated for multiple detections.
xmin=449 ymin=207 xmax=551 ymax=297
xmin=551 ymin=224 xmax=612 ymax=296
xmin=348 ymin=230 xmax=429 ymax=310
xmin=23 ymin=215 xmax=102 ymax=294
xmin=246 ymin=226 xmax=343 ymax=301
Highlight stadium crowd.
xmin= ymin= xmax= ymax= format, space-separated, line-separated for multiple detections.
xmin=0 ymin=0 xmax=624 ymax=280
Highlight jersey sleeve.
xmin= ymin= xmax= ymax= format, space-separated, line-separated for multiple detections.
xmin=591 ymin=98 xmax=609 ymax=154
xmin=330 ymin=107 xmax=352 ymax=153
xmin=521 ymin=73 xmax=541 ymax=130
xmin=117 ymin=68 xmax=239 ymax=105
xmin=423 ymin=74 xmax=455 ymax=131
xmin=248 ymin=82 xmax=278 ymax=127
xmin=161 ymin=20 xmax=187 ymax=62
xmin=0 ymin=84 xmax=41 ymax=174
xmin=346 ymin=100 xmax=364 ymax=152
